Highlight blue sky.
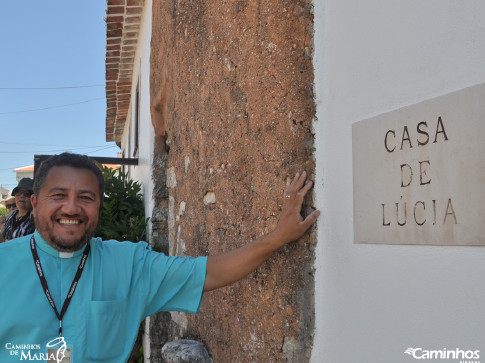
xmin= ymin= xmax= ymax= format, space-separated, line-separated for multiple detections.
xmin=0 ymin=1 xmax=120 ymax=192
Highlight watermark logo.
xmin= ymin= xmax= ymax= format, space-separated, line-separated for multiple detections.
xmin=404 ymin=347 xmax=480 ymax=362
xmin=46 ymin=337 xmax=68 ymax=363
xmin=5 ymin=337 xmax=71 ymax=362
xmin=405 ymin=348 xmax=419 ymax=356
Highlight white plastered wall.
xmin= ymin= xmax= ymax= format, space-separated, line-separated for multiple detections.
xmin=118 ymin=1 xmax=154 ymax=361
xmin=120 ymin=0 xmax=154 ymax=235
xmin=312 ymin=1 xmax=485 ymax=362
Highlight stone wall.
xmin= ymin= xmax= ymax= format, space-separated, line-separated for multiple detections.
xmin=149 ymin=0 xmax=316 ymax=361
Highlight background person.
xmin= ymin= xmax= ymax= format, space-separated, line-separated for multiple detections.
xmin=4 ymin=191 xmax=16 ymax=215
xmin=1 ymin=177 xmax=35 ymax=241
xmin=0 ymin=192 xmax=17 ymax=242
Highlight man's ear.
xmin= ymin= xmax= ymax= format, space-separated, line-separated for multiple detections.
xmin=31 ymin=194 xmax=37 ymax=210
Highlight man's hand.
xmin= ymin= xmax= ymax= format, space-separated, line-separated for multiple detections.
xmin=203 ymin=171 xmax=320 ymax=292
xmin=270 ymin=171 xmax=320 ymax=245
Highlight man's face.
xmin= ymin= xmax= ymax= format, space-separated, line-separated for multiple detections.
xmin=32 ymin=166 xmax=101 ymax=252
xmin=15 ymin=188 xmax=32 ymax=213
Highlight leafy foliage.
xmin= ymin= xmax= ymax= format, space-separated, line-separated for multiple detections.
xmin=0 ymin=207 xmax=8 ymax=216
xmin=95 ymin=165 xmax=149 ymax=242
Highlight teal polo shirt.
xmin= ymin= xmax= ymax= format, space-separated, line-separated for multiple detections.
xmin=0 ymin=231 xmax=207 ymax=362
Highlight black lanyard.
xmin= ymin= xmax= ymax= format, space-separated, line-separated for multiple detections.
xmin=30 ymin=236 xmax=90 ymax=337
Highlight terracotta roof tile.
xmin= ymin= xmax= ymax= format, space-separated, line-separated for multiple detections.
xmin=105 ymin=0 xmax=145 ymax=145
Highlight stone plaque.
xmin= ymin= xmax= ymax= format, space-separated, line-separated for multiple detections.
xmin=353 ymin=83 xmax=485 ymax=245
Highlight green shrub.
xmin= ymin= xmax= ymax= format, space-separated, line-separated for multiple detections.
xmin=95 ymin=165 xmax=149 ymax=242
xmin=0 ymin=207 xmax=8 ymax=216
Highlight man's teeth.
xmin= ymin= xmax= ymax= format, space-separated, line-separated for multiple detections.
xmin=59 ymin=219 xmax=80 ymax=225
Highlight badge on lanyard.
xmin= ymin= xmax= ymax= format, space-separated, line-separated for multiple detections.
xmin=46 ymin=337 xmax=72 ymax=363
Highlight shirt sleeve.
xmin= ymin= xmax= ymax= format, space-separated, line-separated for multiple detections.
xmin=92 ymin=239 xmax=207 ymax=319
xmin=139 ymin=244 xmax=208 ymax=317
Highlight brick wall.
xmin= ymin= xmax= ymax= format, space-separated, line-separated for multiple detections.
xmin=149 ymin=0 xmax=316 ymax=361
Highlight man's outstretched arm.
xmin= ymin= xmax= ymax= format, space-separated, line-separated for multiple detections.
xmin=203 ymin=171 xmax=320 ymax=292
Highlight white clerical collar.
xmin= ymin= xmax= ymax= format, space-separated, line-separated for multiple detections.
xmin=33 ymin=231 xmax=87 ymax=259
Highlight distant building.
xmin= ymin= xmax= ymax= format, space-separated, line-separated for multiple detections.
xmin=13 ymin=165 xmax=34 ymax=183
xmin=0 ymin=186 xmax=9 ymax=201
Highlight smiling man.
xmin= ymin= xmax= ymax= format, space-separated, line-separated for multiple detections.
xmin=0 ymin=152 xmax=319 ymax=363
xmin=32 ymin=164 xmax=101 ymax=252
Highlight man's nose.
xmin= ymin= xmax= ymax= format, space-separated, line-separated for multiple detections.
xmin=61 ymin=196 xmax=81 ymax=214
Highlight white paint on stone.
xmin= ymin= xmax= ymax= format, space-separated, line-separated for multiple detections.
xmin=176 ymin=201 xmax=186 ymax=221
xmin=203 ymin=191 xmax=216 ymax=205
xmin=170 ymin=311 xmax=188 ymax=334
xmin=168 ymin=195 xmax=175 ymax=253
xmin=167 ymin=167 xmax=177 ymax=188
xmin=179 ymin=201 xmax=186 ymax=216
xmin=184 ymin=155 xmax=190 ymax=172
xmin=176 ymin=225 xmax=185 ymax=256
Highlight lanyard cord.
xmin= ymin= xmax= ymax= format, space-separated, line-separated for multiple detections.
xmin=30 ymin=236 xmax=90 ymax=337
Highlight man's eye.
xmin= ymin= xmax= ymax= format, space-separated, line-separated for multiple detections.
xmin=80 ymin=195 xmax=94 ymax=201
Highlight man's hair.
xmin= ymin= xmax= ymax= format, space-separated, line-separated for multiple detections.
xmin=34 ymin=153 xmax=105 ymax=204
